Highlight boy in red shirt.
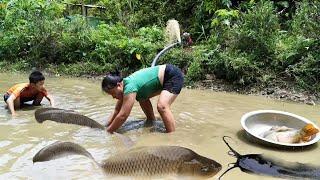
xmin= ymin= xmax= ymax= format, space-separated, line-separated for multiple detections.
xmin=3 ymin=71 xmax=54 ymax=116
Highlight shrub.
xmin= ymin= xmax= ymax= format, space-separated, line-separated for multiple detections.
xmin=291 ymin=0 xmax=320 ymax=39
xmin=274 ymin=34 xmax=314 ymax=72
xmin=285 ymin=39 xmax=320 ymax=91
xmin=205 ymin=1 xmax=280 ymax=85
xmin=228 ymin=0 xmax=279 ymax=62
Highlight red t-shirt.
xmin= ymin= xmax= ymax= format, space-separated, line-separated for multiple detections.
xmin=7 ymin=83 xmax=48 ymax=98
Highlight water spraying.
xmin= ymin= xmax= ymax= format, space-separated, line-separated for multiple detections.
xmin=151 ymin=19 xmax=192 ymax=67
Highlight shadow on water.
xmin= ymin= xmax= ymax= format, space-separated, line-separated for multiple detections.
xmin=236 ymin=129 xmax=319 ymax=152
xmin=34 ymin=107 xmax=166 ymax=134
xmin=117 ymin=119 xmax=166 ymax=134
xmin=19 ymin=105 xmax=41 ymax=111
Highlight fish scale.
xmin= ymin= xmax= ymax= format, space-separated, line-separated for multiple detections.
xmin=33 ymin=142 xmax=222 ymax=177
xmin=102 ymin=146 xmax=197 ymax=175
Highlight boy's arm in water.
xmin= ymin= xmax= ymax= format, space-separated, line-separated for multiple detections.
xmin=45 ymin=94 xmax=55 ymax=107
xmin=6 ymin=94 xmax=17 ymax=116
xmin=105 ymin=99 xmax=123 ymax=127
xmin=106 ymin=93 xmax=136 ymax=133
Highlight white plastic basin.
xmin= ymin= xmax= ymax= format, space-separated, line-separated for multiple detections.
xmin=241 ymin=110 xmax=320 ymax=147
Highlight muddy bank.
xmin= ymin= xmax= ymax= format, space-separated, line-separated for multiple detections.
xmin=76 ymin=72 xmax=319 ymax=106
xmin=187 ymin=78 xmax=319 ymax=106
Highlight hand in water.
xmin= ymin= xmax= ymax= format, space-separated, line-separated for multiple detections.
xmin=106 ymin=127 xmax=113 ymax=134
xmin=105 ymin=120 xmax=112 ymax=127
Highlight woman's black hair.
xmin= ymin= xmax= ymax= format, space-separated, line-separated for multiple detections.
xmin=101 ymin=71 xmax=123 ymax=91
xmin=29 ymin=70 xmax=45 ymax=84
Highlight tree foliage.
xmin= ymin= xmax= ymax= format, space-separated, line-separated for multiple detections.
xmin=0 ymin=0 xmax=319 ymax=91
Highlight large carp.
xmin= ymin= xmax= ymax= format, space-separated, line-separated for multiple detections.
xmin=33 ymin=141 xmax=222 ymax=177
xmin=35 ymin=107 xmax=165 ymax=133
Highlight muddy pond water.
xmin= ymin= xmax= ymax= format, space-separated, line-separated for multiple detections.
xmin=0 ymin=72 xmax=319 ymax=179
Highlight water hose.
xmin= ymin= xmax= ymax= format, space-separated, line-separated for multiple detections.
xmin=151 ymin=32 xmax=191 ymax=67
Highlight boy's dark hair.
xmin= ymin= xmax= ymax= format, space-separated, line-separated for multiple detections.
xmin=102 ymin=71 xmax=122 ymax=91
xmin=29 ymin=71 xmax=45 ymax=84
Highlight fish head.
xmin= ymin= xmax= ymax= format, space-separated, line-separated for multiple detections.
xmin=302 ymin=124 xmax=319 ymax=136
xmin=301 ymin=124 xmax=319 ymax=141
xmin=179 ymin=154 xmax=222 ymax=177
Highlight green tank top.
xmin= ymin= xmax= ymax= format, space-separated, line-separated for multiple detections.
xmin=123 ymin=66 xmax=162 ymax=101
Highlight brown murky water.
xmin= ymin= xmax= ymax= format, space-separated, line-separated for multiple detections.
xmin=0 ymin=72 xmax=319 ymax=180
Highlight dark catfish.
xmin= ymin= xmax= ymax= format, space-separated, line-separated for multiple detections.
xmin=219 ymin=136 xmax=320 ymax=179
xmin=33 ymin=141 xmax=222 ymax=177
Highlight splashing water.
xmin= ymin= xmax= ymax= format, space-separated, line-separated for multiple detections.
xmin=165 ymin=19 xmax=181 ymax=46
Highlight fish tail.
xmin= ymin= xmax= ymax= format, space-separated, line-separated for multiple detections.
xmin=33 ymin=141 xmax=97 ymax=164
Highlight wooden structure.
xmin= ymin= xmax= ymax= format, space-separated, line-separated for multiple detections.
xmin=64 ymin=2 xmax=106 ymax=17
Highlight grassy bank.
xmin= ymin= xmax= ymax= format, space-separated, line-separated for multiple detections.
xmin=1 ymin=0 xmax=319 ymax=95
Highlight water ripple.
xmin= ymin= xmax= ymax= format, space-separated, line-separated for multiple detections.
xmin=0 ymin=141 xmax=12 ymax=148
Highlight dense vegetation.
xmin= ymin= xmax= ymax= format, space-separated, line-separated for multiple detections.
xmin=0 ymin=0 xmax=319 ymax=92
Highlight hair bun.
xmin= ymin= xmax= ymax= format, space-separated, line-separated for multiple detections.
xmin=109 ymin=70 xmax=120 ymax=76
xmin=102 ymin=70 xmax=123 ymax=91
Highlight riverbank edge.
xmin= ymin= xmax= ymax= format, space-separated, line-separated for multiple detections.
xmin=1 ymin=69 xmax=318 ymax=106
xmin=190 ymin=80 xmax=319 ymax=106
xmin=62 ymin=73 xmax=320 ymax=106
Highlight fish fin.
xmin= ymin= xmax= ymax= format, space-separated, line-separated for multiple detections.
xmin=113 ymin=132 xmax=135 ymax=149
xmin=33 ymin=141 xmax=96 ymax=163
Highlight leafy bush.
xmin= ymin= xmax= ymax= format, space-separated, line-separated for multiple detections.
xmin=229 ymin=1 xmax=279 ymax=62
xmin=89 ymin=24 xmax=164 ymax=73
xmin=0 ymin=0 xmax=65 ymax=63
xmin=157 ymin=48 xmax=193 ymax=69
xmin=205 ymin=1 xmax=280 ymax=85
xmin=0 ymin=0 xmax=165 ymax=75
xmin=0 ymin=0 xmax=319 ymax=93
xmin=185 ymin=58 xmax=203 ymax=82
xmin=275 ymin=1 xmax=320 ymax=91
xmin=291 ymin=0 xmax=320 ymax=39
xmin=285 ymin=39 xmax=320 ymax=91
xmin=51 ymin=61 xmax=114 ymax=76
xmin=274 ymin=34 xmax=314 ymax=72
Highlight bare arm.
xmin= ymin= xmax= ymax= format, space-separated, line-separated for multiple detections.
xmin=45 ymin=94 xmax=55 ymax=107
xmin=106 ymin=93 xmax=136 ymax=133
xmin=106 ymin=99 xmax=123 ymax=127
xmin=6 ymin=94 xmax=17 ymax=116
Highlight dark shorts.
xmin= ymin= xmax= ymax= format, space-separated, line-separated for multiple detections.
xmin=163 ymin=64 xmax=184 ymax=94
xmin=3 ymin=93 xmax=42 ymax=105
